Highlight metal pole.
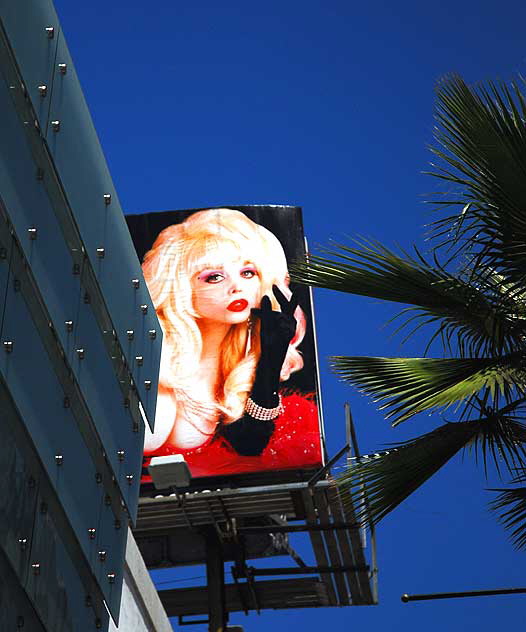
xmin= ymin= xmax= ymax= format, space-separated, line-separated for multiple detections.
xmin=402 ymin=587 xmax=526 ymax=602
xmin=345 ymin=402 xmax=379 ymax=603
xmin=205 ymin=527 xmax=227 ymax=632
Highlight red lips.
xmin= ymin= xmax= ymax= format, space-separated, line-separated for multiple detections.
xmin=227 ymin=299 xmax=248 ymax=312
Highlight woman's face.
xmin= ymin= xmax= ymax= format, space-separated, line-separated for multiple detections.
xmin=191 ymin=251 xmax=262 ymax=325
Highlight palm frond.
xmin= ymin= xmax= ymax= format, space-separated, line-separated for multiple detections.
xmin=331 ymin=355 xmax=526 ymax=425
xmin=489 ymin=484 xmax=526 ymax=550
xmin=428 ymin=75 xmax=526 ymax=284
xmin=338 ymin=421 xmax=482 ymax=525
xmin=291 ymin=240 xmax=525 ymax=356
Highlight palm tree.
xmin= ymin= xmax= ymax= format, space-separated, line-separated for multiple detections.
xmin=292 ymin=75 xmax=526 ymax=547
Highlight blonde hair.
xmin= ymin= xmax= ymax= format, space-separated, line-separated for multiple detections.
xmin=142 ymin=208 xmax=306 ymax=422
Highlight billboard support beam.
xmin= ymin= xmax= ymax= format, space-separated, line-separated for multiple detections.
xmin=205 ymin=527 xmax=228 ymax=632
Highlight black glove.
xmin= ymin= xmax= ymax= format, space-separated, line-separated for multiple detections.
xmin=221 ymin=285 xmax=298 ymax=455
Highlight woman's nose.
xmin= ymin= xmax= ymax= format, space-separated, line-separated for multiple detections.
xmin=229 ymin=278 xmax=242 ymax=293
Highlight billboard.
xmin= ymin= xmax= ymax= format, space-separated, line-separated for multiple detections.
xmin=126 ymin=206 xmax=323 ymax=482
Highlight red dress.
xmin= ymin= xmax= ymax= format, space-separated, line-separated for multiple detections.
xmin=142 ymin=392 xmax=322 ymax=481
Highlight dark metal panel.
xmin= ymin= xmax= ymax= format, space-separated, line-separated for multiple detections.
xmin=0 ymin=254 xmax=128 ymax=619
xmin=97 ymin=201 xmax=162 ymax=419
xmin=72 ymin=275 xmax=144 ymax=520
xmin=0 ymin=67 xmax=82 ymax=355
xmin=93 ymin=502 xmax=128 ymax=618
xmin=0 ymin=0 xmax=58 ymax=128
xmin=0 ymin=217 xmax=11 ymax=336
xmin=45 ymin=32 xmax=161 ymax=425
xmin=26 ymin=491 xmax=110 ymax=632
xmin=0 ymin=429 xmax=39 ymax=587
xmin=0 ymin=259 xmax=103 ymax=562
xmin=0 ymin=545 xmax=47 ymax=632
xmin=0 ymin=373 xmax=115 ymax=627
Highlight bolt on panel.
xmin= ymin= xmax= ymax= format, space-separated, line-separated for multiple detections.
xmin=0 ymin=0 xmax=59 ymax=128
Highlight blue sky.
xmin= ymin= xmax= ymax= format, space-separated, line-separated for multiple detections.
xmin=53 ymin=1 xmax=526 ymax=629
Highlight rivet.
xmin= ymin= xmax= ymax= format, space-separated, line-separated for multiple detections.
xmin=40 ymin=502 xmax=47 ymax=514
xmin=76 ymin=348 xmax=85 ymax=359
xmin=36 ymin=167 xmax=44 ymax=181
xmin=126 ymin=474 xmax=134 ymax=485
xmin=140 ymin=304 xmax=148 ymax=314
xmin=96 ymin=247 xmax=105 ymax=258
xmin=132 ymin=420 xmax=139 ymax=433
xmin=88 ymin=527 xmax=96 ymax=540
xmin=148 ymin=329 xmax=157 ymax=340
xmin=0 ymin=247 xmax=7 ymax=259
xmin=83 ymin=291 xmax=90 ymax=304
xmin=144 ymin=380 xmax=152 ymax=390
xmin=37 ymin=85 xmax=47 ymax=97
xmin=28 ymin=227 xmax=37 ymax=240
xmin=103 ymin=193 xmax=111 ymax=205
xmin=132 ymin=278 xmax=140 ymax=289
xmin=72 ymin=262 xmax=80 ymax=275
xmin=117 ymin=450 xmax=125 ymax=461
xmin=135 ymin=355 xmax=143 ymax=366
xmin=28 ymin=476 xmax=36 ymax=489
xmin=95 ymin=617 xmax=102 ymax=629
xmin=63 ymin=396 xmax=70 ymax=408
xmin=45 ymin=26 xmax=54 ymax=39
xmin=32 ymin=563 xmax=40 ymax=575
xmin=51 ymin=120 xmax=60 ymax=132
xmin=16 ymin=615 xmax=24 ymax=628
xmin=98 ymin=550 xmax=107 ymax=562
xmin=126 ymin=329 xmax=134 ymax=341
xmin=107 ymin=572 xmax=116 ymax=584
xmin=85 ymin=594 xmax=92 ymax=607
xmin=13 ymin=278 xmax=21 ymax=292
xmin=114 ymin=519 xmax=121 ymax=530
xmin=58 ymin=63 xmax=67 ymax=75
xmin=65 ymin=320 xmax=73 ymax=332
xmin=104 ymin=494 xmax=111 ymax=506
xmin=18 ymin=538 xmax=28 ymax=551
xmin=3 ymin=341 xmax=13 ymax=353
xmin=95 ymin=472 xmax=102 ymax=484
xmin=55 ymin=454 xmax=63 ymax=466
xmin=123 ymin=397 xmax=130 ymax=408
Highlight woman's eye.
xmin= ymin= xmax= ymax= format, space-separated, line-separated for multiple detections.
xmin=241 ymin=268 xmax=257 ymax=278
xmin=204 ymin=272 xmax=224 ymax=283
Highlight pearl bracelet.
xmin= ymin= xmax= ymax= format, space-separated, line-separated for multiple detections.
xmin=245 ymin=394 xmax=284 ymax=421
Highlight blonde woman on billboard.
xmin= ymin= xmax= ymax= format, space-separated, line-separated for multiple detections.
xmin=141 ymin=208 xmax=321 ymax=478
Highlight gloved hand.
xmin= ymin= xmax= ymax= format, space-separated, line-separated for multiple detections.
xmin=221 ymin=285 xmax=299 ymax=455
xmin=250 ymin=285 xmax=298 ymax=407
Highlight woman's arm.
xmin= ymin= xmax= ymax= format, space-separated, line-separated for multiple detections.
xmin=221 ymin=286 xmax=298 ymax=456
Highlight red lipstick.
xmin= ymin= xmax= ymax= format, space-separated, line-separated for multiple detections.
xmin=227 ymin=299 xmax=248 ymax=312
